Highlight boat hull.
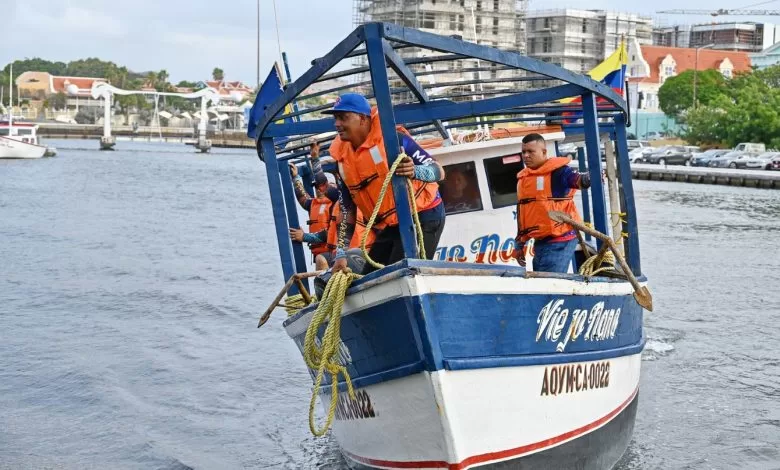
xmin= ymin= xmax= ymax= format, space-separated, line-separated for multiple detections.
xmin=283 ymin=261 xmax=645 ymax=470
xmin=0 ymin=136 xmax=47 ymax=159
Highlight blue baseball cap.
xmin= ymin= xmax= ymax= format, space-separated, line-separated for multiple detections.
xmin=322 ymin=93 xmax=371 ymax=116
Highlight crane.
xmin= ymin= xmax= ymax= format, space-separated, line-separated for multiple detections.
xmin=657 ymin=8 xmax=780 ymax=16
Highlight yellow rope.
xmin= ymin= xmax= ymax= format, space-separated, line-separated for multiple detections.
xmin=579 ymin=249 xmax=616 ymax=277
xmin=299 ymin=152 xmax=427 ymax=437
xmin=360 ymin=153 xmax=426 ymax=269
xmin=302 ymin=270 xmax=361 ymax=436
xmin=283 ymin=294 xmax=315 ymax=316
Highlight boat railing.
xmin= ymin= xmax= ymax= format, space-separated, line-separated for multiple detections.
xmin=251 ymin=22 xmax=641 ymax=292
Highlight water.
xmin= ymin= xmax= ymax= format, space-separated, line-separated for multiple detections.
xmin=1 ymin=140 xmax=778 ymax=470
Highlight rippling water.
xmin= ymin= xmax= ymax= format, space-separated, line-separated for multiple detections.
xmin=1 ymin=140 xmax=778 ymax=470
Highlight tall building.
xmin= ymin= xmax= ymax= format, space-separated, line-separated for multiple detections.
xmin=525 ymin=9 xmax=652 ymax=73
xmin=653 ymin=25 xmax=691 ymax=48
xmin=352 ymin=0 xmax=528 ymax=95
xmin=654 ymin=22 xmax=778 ymax=53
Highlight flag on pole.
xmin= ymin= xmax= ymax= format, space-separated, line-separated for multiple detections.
xmin=557 ymin=39 xmax=628 ymax=123
xmin=247 ymin=62 xmax=294 ymax=140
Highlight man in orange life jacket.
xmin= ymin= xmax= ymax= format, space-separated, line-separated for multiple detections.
xmin=514 ymin=133 xmax=591 ymax=273
xmin=323 ymin=93 xmax=446 ymax=274
xmin=287 ymin=141 xmax=341 ymax=269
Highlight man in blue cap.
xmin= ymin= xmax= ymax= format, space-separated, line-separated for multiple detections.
xmin=323 ymin=93 xmax=446 ymax=274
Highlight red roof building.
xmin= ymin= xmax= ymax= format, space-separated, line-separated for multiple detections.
xmin=626 ymin=43 xmax=752 ymax=112
xmin=203 ymin=79 xmax=254 ymax=101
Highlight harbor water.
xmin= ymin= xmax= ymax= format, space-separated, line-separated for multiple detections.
xmin=1 ymin=141 xmax=778 ymax=470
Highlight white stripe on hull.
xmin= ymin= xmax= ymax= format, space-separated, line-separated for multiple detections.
xmin=324 ymin=353 xmax=641 ymax=469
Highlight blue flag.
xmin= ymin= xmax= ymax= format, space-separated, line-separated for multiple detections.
xmin=247 ymin=63 xmax=291 ymax=140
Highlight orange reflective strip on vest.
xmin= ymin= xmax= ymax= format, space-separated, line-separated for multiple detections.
xmin=329 ymin=107 xmax=439 ymax=230
xmin=516 ymin=157 xmax=582 ymax=244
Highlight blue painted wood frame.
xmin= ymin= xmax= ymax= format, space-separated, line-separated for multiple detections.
xmin=263 ymin=83 xmax=585 ymax=138
xmin=381 ymin=40 xmax=448 ymax=139
xmin=254 ymin=28 xmax=365 ymax=139
xmin=613 ymin=114 xmax=642 ymax=276
xmin=260 ymin=138 xmax=297 ymax=287
xmin=380 ymin=23 xmax=626 ymax=110
xmin=364 ymin=23 xmax=419 ymax=259
xmin=581 ymin=93 xmax=608 ymax=248
xmin=576 ymin=147 xmax=593 ymax=242
xmin=279 ymin=162 xmax=310 ymax=289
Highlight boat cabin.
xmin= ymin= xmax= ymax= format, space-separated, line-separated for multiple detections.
xmin=0 ymin=121 xmax=41 ymax=146
xmin=250 ymin=21 xmax=642 ymax=290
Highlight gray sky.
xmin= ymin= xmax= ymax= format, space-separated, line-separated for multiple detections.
xmin=4 ymin=0 xmax=776 ymax=85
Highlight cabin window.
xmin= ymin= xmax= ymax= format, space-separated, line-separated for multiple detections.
xmin=483 ymin=153 xmax=524 ymax=209
xmin=440 ymin=161 xmax=483 ymax=214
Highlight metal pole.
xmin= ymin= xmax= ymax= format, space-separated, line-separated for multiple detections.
xmin=693 ymin=48 xmax=698 ymax=109
xmin=364 ymin=24 xmax=418 ymax=260
xmin=581 ymin=92 xmax=609 ymax=249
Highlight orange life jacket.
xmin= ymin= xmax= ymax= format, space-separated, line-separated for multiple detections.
xmin=516 ymin=157 xmax=582 ymax=244
xmin=329 ymin=108 xmax=440 ymax=231
xmin=307 ymin=196 xmax=333 ymax=255
xmin=326 ymin=205 xmax=375 ymax=252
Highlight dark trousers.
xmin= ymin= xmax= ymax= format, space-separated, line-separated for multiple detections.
xmin=361 ymin=217 xmax=445 ymax=274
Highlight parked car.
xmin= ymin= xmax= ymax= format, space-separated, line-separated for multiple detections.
xmin=771 ymin=154 xmax=780 ymax=171
xmin=709 ymin=151 xmax=750 ymax=168
xmin=558 ymin=142 xmax=578 ymax=158
xmin=642 ymin=145 xmax=692 ymax=165
xmin=645 ymin=131 xmax=662 ymax=141
xmin=690 ymin=149 xmax=728 ymax=167
xmin=627 ymin=140 xmax=651 ymax=151
xmin=684 ymin=146 xmax=701 ymax=155
xmin=628 ymin=147 xmax=647 ymax=163
xmin=734 ymin=142 xmax=766 ymax=154
xmin=743 ymin=152 xmax=780 ymax=170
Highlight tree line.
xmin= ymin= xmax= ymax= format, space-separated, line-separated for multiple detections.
xmin=658 ymin=65 xmax=780 ymax=149
xmin=1 ymin=58 xmax=234 ymax=123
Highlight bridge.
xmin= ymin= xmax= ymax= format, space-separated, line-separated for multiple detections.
xmin=90 ymin=83 xmax=232 ymax=152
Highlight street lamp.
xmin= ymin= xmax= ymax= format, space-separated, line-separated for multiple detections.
xmin=693 ymin=43 xmax=715 ymax=110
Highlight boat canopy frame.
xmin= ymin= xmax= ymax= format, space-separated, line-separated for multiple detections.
xmin=253 ymin=22 xmax=641 ymax=289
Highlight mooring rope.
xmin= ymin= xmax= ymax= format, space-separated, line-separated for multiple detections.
xmin=298 ymin=153 xmax=426 ymax=436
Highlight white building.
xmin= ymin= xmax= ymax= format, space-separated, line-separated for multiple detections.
xmin=525 ymin=9 xmax=652 ymax=73
xmin=353 ymin=0 xmax=528 ymax=94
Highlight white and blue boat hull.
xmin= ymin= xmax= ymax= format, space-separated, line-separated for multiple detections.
xmin=284 ymin=261 xmax=644 ymax=470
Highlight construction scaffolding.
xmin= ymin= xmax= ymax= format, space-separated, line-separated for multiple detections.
xmin=352 ymin=0 xmax=529 ymax=96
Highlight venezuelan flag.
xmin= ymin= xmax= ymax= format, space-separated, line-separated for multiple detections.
xmin=558 ymin=39 xmax=627 ymax=120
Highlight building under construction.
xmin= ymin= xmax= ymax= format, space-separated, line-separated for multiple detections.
xmin=525 ymin=10 xmax=653 ymax=74
xmin=653 ymin=22 xmax=778 ymax=52
xmin=353 ymin=0 xmax=529 ymax=95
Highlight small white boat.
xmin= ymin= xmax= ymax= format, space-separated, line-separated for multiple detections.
xmin=0 ymin=122 xmax=49 ymax=159
xmin=1 ymin=64 xmax=56 ymax=159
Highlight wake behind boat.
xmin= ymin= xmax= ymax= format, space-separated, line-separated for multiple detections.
xmin=252 ymin=22 xmax=651 ymax=469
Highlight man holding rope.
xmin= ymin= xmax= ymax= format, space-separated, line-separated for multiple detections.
xmin=323 ymin=93 xmax=446 ymax=274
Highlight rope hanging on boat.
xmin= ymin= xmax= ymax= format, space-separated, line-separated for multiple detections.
xmin=303 ymin=270 xmax=361 ymax=436
xmin=360 ymin=153 xmax=427 ymax=269
xmin=283 ymin=294 xmax=316 ymax=316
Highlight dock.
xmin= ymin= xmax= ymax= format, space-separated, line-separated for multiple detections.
xmin=630 ymin=163 xmax=780 ymax=190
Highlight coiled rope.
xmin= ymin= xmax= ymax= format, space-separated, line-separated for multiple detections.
xmin=300 ymin=153 xmax=426 ymax=436
xmin=360 ymin=153 xmax=426 ymax=269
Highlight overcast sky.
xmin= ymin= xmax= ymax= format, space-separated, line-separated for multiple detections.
xmin=4 ymin=0 xmax=776 ymax=85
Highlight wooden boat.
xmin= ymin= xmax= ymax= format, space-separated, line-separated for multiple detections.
xmin=252 ymin=22 xmax=649 ymax=469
